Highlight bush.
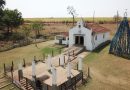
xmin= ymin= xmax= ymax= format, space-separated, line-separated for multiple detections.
xmin=10 ymin=33 xmax=25 ymax=40
xmin=0 ymin=33 xmax=4 ymax=40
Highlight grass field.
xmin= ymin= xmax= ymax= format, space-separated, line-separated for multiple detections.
xmin=24 ymin=17 xmax=130 ymax=23
xmin=0 ymin=20 xmax=130 ymax=90
xmin=78 ymin=45 xmax=130 ymax=90
xmin=0 ymin=40 xmax=55 ymax=73
xmin=24 ymin=17 xmax=114 ymax=23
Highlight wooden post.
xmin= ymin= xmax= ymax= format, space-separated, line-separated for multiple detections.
xmin=52 ymin=50 xmax=54 ymax=57
xmin=18 ymin=72 xmax=20 ymax=81
xmin=65 ymin=82 xmax=67 ymax=90
xmin=26 ymin=78 xmax=28 ymax=90
xmin=4 ymin=63 xmax=6 ymax=76
xmin=23 ymin=58 xmax=26 ymax=67
xmin=77 ymin=64 xmax=78 ymax=70
xmin=59 ymin=58 xmax=60 ymax=66
xmin=88 ymin=67 xmax=90 ymax=78
xmin=47 ymin=85 xmax=49 ymax=90
xmin=74 ymin=76 xmax=76 ymax=89
xmin=73 ymin=50 xmax=74 ymax=56
xmin=12 ymin=61 xmax=14 ymax=71
xmin=11 ymin=71 xmax=13 ymax=83
xmin=82 ymin=71 xmax=84 ymax=84
xmin=64 ymin=56 xmax=65 ymax=63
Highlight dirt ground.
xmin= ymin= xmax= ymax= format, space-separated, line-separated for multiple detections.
xmin=0 ymin=23 xmax=129 ymax=90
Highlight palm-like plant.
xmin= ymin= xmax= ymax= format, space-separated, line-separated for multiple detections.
xmin=0 ymin=0 xmax=6 ymax=9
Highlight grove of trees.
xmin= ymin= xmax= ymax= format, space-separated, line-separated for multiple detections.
xmin=0 ymin=0 xmax=24 ymax=40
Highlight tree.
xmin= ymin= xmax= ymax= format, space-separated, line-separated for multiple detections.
xmin=67 ymin=6 xmax=77 ymax=26
xmin=0 ymin=0 xmax=5 ymax=9
xmin=2 ymin=9 xmax=24 ymax=34
xmin=0 ymin=0 xmax=5 ymax=28
xmin=32 ymin=23 xmax=43 ymax=38
xmin=113 ymin=11 xmax=121 ymax=24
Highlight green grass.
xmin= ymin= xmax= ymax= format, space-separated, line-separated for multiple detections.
xmin=41 ymin=46 xmax=63 ymax=56
xmin=79 ymin=45 xmax=130 ymax=90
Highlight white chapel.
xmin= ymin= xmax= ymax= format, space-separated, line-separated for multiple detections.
xmin=55 ymin=20 xmax=110 ymax=51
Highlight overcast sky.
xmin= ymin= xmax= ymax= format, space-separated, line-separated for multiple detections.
xmin=5 ymin=0 xmax=130 ymax=18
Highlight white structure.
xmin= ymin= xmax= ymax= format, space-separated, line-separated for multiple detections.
xmin=51 ymin=66 xmax=57 ymax=85
xmin=47 ymin=55 xmax=52 ymax=70
xmin=67 ymin=62 xmax=71 ymax=78
xmin=55 ymin=33 xmax=69 ymax=45
xmin=69 ymin=20 xmax=110 ymax=51
xmin=78 ymin=56 xmax=83 ymax=71
xmin=55 ymin=20 xmax=110 ymax=51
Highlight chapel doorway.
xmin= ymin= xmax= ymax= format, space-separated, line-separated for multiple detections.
xmin=75 ymin=36 xmax=84 ymax=46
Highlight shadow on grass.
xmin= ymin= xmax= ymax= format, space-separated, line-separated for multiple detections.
xmin=93 ymin=40 xmax=110 ymax=53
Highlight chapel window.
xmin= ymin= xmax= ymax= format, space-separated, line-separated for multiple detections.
xmin=95 ymin=35 xmax=97 ymax=40
xmin=103 ymin=34 xmax=105 ymax=38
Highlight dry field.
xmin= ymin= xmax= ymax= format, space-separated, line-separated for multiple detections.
xmin=0 ymin=40 xmax=55 ymax=73
xmin=0 ymin=23 xmax=130 ymax=90
xmin=79 ymin=45 xmax=130 ymax=90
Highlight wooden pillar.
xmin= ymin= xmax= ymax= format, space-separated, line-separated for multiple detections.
xmin=88 ymin=67 xmax=91 ymax=78
xmin=11 ymin=71 xmax=13 ymax=83
xmin=4 ymin=63 xmax=6 ymax=76
xmin=11 ymin=61 xmax=14 ymax=71
xmin=82 ymin=71 xmax=84 ymax=84
xmin=74 ymin=76 xmax=76 ymax=89
xmin=73 ymin=50 xmax=74 ymax=56
xmin=64 ymin=56 xmax=65 ymax=63
xmin=52 ymin=50 xmax=54 ymax=57
xmin=59 ymin=58 xmax=60 ymax=66
xmin=26 ymin=78 xmax=28 ymax=90
xmin=47 ymin=85 xmax=49 ymax=90
xmin=77 ymin=64 xmax=78 ymax=70
xmin=23 ymin=58 xmax=26 ymax=67
xmin=65 ymin=82 xmax=67 ymax=90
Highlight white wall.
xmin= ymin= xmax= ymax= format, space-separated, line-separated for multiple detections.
xmin=55 ymin=36 xmax=69 ymax=45
xmin=93 ymin=32 xmax=110 ymax=49
xmin=69 ymin=25 xmax=93 ymax=51
xmin=69 ymin=21 xmax=110 ymax=51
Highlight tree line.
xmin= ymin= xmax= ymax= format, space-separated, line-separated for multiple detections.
xmin=0 ymin=0 xmax=23 ymax=34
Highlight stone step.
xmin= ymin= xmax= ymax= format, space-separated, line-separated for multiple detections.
xmin=20 ymin=79 xmax=34 ymax=90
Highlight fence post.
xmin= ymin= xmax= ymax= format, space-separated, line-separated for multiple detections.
xmin=11 ymin=70 xmax=13 ymax=83
xmin=4 ymin=63 xmax=6 ymax=76
xmin=74 ymin=76 xmax=76 ymax=89
xmin=88 ymin=67 xmax=91 ymax=78
xmin=73 ymin=50 xmax=74 ymax=56
xmin=59 ymin=58 xmax=60 ymax=66
xmin=12 ymin=61 xmax=14 ymax=71
xmin=64 ymin=56 xmax=65 ymax=63
xmin=26 ymin=78 xmax=28 ymax=90
xmin=23 ymin=58 xmax=26 ymax=67
xmin=77 ymin=64 xmax=78 ymax=70
xmin=82 ymin=71 xmax=84 ymax=84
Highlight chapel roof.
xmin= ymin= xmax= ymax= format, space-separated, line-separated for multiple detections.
xmin=85 ymin=23 xmax=110 ymax=33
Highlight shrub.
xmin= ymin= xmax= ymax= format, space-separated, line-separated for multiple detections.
xmin=0 ymin=33 xmax=4 ymax=40
xmin=10 ymin=33 xmax=25 ymax=40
